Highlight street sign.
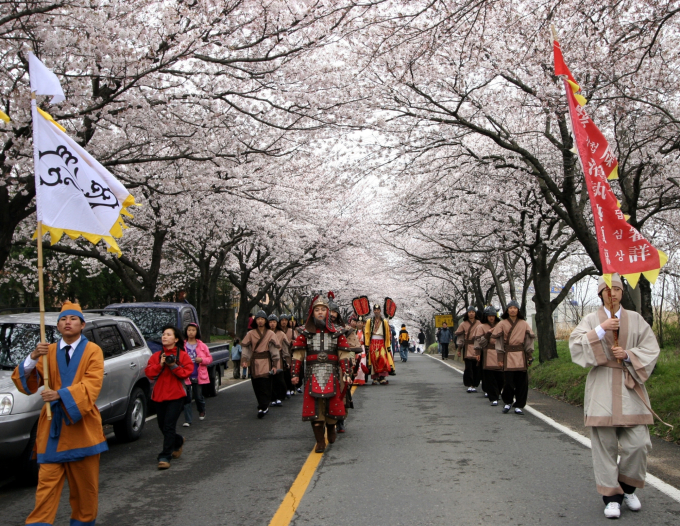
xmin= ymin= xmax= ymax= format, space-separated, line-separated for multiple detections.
xmin=435 ymin=314 xmax=453 ymax=328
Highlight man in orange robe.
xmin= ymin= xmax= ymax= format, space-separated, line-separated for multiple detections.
xmin=12 ymin=301 xmax=108 ymax=526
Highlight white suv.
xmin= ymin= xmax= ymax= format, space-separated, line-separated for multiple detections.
xmin=0 ymin=312 xmax=152 ymax=484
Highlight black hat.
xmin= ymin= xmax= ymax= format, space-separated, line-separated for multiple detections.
xmin=254 ymin=310 xmax=267 ymax=320
xmin=483 ymin=306 xmax=498 ymax=317
xmin=401 ymin=324 xmax=406 ymax=328
xmin=506 ymin=300 xmax=521 ymax=310
xmin=466 ymin=305 xmax=476 ymax=313
xmin=267 ymin=314 xmax=279 ymax=322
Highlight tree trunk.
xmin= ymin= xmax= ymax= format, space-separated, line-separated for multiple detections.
xmin=638 ymin=275 xmax=654 ymax=328
xmin=531 ymin=244 xmax=558 ymax=363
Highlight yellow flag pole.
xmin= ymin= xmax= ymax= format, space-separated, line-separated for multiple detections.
xmin=32 ymin=92 xmax=52 ymax=420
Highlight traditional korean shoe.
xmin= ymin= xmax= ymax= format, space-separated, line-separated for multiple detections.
xmin=183 ymin=422 xmax=191 ymax=427
xmin=296 ymin=387 xmax=303 ymax=393
xmin=484 ymin=393 xmax=488 ymax=398
xmin=326 ymin=424 xmax=337 ymax=444
xmin=490 ymin=401 xmax=498 ymax=406
xmin=470 ymin=388 xmax=477 ymax=393
xmin=157 ymin=460 xmax=171 ymax=470
xmin=604 ymin=502 xmax=621 ymax=519
xmin=257 ymin=408 xmax=269 ymax=419
xmin=312 ymin=423 xmax=326 ymax=453
xmin=502 ymin=405 xmax=511 ymax=413
xmin=199 ymin=412 xmax=206 ymax=420
xmin=467 ymin=387 xmax=473 ymax=393
xmin=514 ymin=408 xmax=524 ymax=415
xmin=623 ymin=493 xmax=641 ymax=511
xmin=171 ymin=437 xmax=185 ymax=459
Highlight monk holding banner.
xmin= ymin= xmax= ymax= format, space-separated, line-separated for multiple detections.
xmin=12 ymin=302 xmax=108 ymax=526
xmin=569 ymin=274 xmax=659 ymax=519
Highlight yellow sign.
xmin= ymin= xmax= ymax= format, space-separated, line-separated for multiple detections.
xmin=435 ymin=314 xmax=453 ymax=328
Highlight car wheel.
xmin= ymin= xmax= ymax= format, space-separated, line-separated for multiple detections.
xmin=16 ymin=422 xmax=39 ymax=486
xmin=113 ymin=387 xmax=146 ymax=442
xmin=205 ymin=365 xmax=221 ymax=397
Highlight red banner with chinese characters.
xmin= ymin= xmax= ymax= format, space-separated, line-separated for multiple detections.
xmin=553 ymin=38 xmax=667 ymax=288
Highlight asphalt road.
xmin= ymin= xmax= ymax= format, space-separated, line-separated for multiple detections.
xmin=2 ymin=354 xmax=680 ymax=526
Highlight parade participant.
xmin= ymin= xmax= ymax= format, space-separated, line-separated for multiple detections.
xmin=350 ymin=314 xmax=369 ymax=386
xmin=438 ymin=322 xmax=451 ymax=359
xmin=456 ymin=306 xmax=482 ymax=393
xmin=474 ymin=306 xmax=503 ymax=406
xmin=491 ymin=301 xmax=535 ymax=415
xmin=398 ymin=324 xmax=410 ymax=362
xmin=328 ymin=294 xmax=344 ymax=328
xmin=279 ymin=314 xmax=295 ymax=396
xmin=364 ymin=304 xmax=395 ymax=385
xmin=336 ymin=311 xmax=363 ymax=434
xmin=12 ymin=302 xmax=108 ymax=526
xmin=182 ymin=323 xmax=212 ymax=426
xmin=290 ymin=318 xmax=304 ymax=394
xmin=291 ymin=294 xmax=353 ymax=453
xmin=268 ymin=314 xmax=288 ymax=406
xmin=418 ymin=329 xmax=426 ymax=353
xmin=240 ymin=310 xmax=282 ymax=418
xmin=145 ymin=325 xmax=194 ymax=469
xmin=569 ymin=274 xmax=660 ymax=519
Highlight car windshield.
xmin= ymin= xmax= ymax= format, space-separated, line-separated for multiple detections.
xmin=0 ymin=323 xmax=61 ymax=369
xmin=114 ymin=308 xmax=175 ymax=342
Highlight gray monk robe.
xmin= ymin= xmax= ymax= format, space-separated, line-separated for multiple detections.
xmin=569 ymin=306 xmax=659 ymax=496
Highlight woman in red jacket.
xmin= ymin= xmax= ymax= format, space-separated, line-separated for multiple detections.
xmin=145 ymin=325 xmax=193 ymax=469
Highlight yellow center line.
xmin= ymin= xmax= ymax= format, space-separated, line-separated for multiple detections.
xmin=268 ymin=385 xmax=359 ymax=526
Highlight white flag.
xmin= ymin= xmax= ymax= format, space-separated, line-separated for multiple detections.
xmin=33 ymin=110 xmax=135 ymax=255
xmin=28 ymin=52 xmax=65 ymax=104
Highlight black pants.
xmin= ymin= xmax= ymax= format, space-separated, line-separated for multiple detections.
xmin=440 ymin=343 xmax=449 ymax=359
xmin=482 ymin=369 xmax=505 ymax=401
xmin=251 ymin=377 xmax=272 ymax=411
xmin=501 ymin=371 xmax=529 ymax=408
xmin=284 ymin=368 xmax=294 ymax=391
xmin=155 ymin=397 xmax=184 ymax=461
xmin=463 ymin=359 xmax=481 ymax=387
xmin=232 ymin=359 xmax=241 ymax=379
xmin=272 ymin=371 xmax=287 ymax=402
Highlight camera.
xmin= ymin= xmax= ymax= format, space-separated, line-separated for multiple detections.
xmin=164 ymin=354 xmax=176 ymax=365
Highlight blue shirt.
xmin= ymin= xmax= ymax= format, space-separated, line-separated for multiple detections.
xmin=231 ymin=344 xmax=242 ymax=360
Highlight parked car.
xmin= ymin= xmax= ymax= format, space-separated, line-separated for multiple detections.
xmin=104 ymin=302 xmax=231 ymax=397
xmin=0 ymin=312 xmax=152 ymax=484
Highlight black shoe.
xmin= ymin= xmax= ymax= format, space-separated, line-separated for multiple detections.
xmin=514 ymin=408 xmax=524 ymax=415
xmin=257 ymin=408 xmax=269 ymax=419
xmin=502 ymin=405 xmax=511 ymax=414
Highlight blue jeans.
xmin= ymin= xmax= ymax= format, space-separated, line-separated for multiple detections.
xmin=184 ymin=381 xmax=206 ymax=424
xmin=399 ymin=344 xmax=409 ymax=361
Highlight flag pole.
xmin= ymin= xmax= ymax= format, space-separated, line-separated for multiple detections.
xmin=32 ymin=92 xmax=52 ymax=421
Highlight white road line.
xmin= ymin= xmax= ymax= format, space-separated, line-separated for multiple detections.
xmin=425 ymin=353 xmax=680 ymax=504
xmin=219 ymin=379 xmax=249 ymax=392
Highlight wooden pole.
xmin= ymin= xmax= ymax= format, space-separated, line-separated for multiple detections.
xmin=604 ymin=288 xmax=621 ymax=364
xmin=37 ymin=220 xmax=52 ymax=420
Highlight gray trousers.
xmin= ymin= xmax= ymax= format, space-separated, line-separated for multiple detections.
xmin=590 ymin=425 xmax=652 ymax=496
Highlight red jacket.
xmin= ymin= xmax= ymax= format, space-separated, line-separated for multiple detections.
xmin=145 ymin=347 xmax=194 ymax=402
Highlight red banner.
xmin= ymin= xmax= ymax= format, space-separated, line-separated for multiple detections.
xmin=554 ymin=38 xmax=667 ymax=287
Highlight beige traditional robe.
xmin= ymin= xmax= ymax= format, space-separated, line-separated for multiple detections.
xmin=274 ymin=329 xmax=292 ymax=367
xmin=569 ymin=307 xmax=659 ymax=427
xmin=473 ymin=322 xmax=502 ymax=370
xmin=455 ymin=320 xmax=480 ymax=359
xmin=241 ymin=328 xmax=281 ymax=378
xmin=491 ymin=319 xmax=535 ymax=371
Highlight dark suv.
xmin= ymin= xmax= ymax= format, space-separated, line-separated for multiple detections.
xmin=0 ymin=313 xmax=152 ymax=484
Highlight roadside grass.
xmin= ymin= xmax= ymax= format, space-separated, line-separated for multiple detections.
xmin=530 ymin=341 xmax=680 ymax=444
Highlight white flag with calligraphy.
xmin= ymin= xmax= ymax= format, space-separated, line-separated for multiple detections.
xmin=33 ymin=109 xmax=135 ymax=256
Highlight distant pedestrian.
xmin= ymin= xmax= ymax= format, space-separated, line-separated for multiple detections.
xmin=183 ymin=323 xmax=212 ymax=427
xmin=144 ymin=325 xmax=193 ymax=469
xmin=418 ymin=330 xmax=425 ymax=353
xmin=438 ymin=323 xmax=452 ymax=359
xmin=398 ymin=324 xmax=410 ymax=362
xmin=268 ymin=314 xmax=288 ymax=407
xmin=231 ymin=338 xmax=243 ymax=379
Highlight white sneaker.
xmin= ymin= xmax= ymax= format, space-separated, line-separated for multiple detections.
xmin=484 ymin=392 xmax=488 ymax=398
xmin=623 ymin=493 xmax=641 ymax=511
xmin=470 ymin=388 xmax=477 ymax=393
xmin=182 ymin=422 xmax=190 ymax=427
xmin=604 ymin=502 xmax=621 ymax=519
xmin=467 ymin=387 xmax=473 ymax=393
xmin=491 ymin=401 xmax=498 ymax=406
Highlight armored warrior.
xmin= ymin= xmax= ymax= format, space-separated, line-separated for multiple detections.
xmin=291 ymin=294 xmax=353 ymax=453
xmin=364 ymin=301 xmax=396 ymax=385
